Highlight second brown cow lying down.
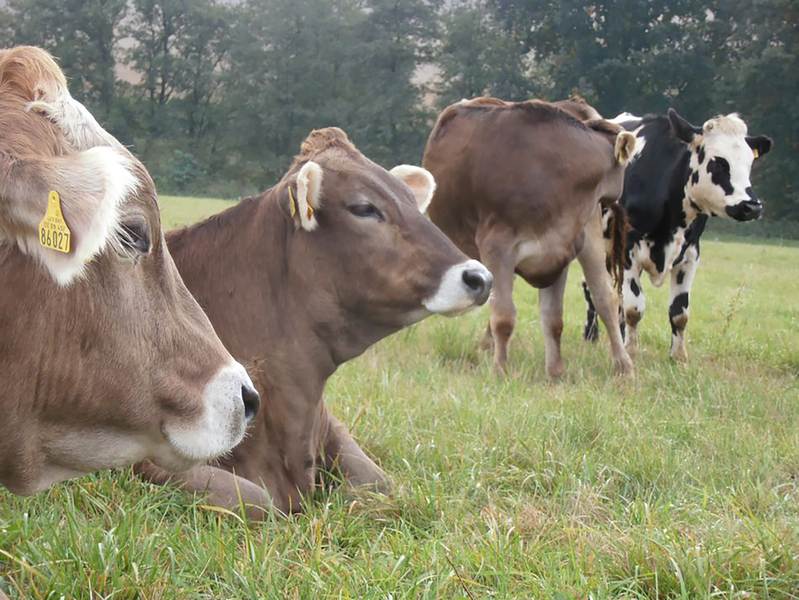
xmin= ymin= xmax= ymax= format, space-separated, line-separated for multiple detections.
xmin=135 ymin=127 xmax=493 ymax=516
xmin=0 ymin=46 xmax=259 ymax=496
xmin=423 ymin=97 xmax=635 ymax=378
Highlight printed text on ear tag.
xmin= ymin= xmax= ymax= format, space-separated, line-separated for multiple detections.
xmin=38 ymin=191 xmax=71 ymax=253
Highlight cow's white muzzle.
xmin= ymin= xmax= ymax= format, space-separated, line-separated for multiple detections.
xmin=162 ymin=361 xmax=259 ymax=468
xmin=424 ymin=259 xmax=493 ymax=315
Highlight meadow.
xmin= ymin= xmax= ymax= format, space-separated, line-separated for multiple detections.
xmin=1 ymin=195 xmax=797 ymax=599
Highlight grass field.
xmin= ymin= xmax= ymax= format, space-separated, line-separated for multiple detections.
xmin=2 ymin=196 xmax=798 ymax=599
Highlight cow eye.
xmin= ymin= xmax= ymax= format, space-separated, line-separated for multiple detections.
xmin=347 ymin=203 xmax=384 ymax=221
xmin=119 ymin=219 xmax=151 ymax=256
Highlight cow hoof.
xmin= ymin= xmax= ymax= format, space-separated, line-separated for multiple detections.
xmin=479 ymin=333 xmax=493 ymax=351
xmin=546 ymin=361 xmax=565 ymax=379
xmin=614 ymin=354 xmax=634 ymax=376
xmin=493 ymin=359 xmax=509 ymax=376
xmin=670 ymin=347 xmax=688 ymax=363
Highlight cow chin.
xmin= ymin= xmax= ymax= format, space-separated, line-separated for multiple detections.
xmin=422 ymin=259 xmax=493 ymax=316
xmin=725 ymin=199 xmax=763 ymax=222
xmin=160 ymin=362 xmax=255 ymax=468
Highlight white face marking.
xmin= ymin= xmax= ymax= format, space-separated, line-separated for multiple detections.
xmin=162 ymin=361 xmax=255 ymax=467
xmin=687 ymin=115 xmax=757 ymax=216
xmin=14 ymin=146 xmax=139 ymax=286
xmin=423 ymin=259 xmax=492 ymax=315
xmin=628 ymin=126 xmax=646 ymax=163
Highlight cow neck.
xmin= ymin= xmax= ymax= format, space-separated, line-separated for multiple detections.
xmin=682 ymin=144 xmax=705 ymax=225
xmin=168 ymin=189 xmax=394 ymax=403
xmin=657 ymin=147 xmax=696 ymax=242
xmin=171 ymin=193 xmax=332 ymax=402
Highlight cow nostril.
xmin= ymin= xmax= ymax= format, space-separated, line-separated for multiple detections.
xmin=241 ymin=385 xmax=260 ymax=422
xmin=462 ymin=269 xmax=486 ymax=293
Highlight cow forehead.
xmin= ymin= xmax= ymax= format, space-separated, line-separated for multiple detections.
xmin=703 ymin=113 xmax=747 ymax=136
xmin=701 ymin=131 xmax=753 ymax=167
xmin=325 ymin=162 xmax=416 ymax=208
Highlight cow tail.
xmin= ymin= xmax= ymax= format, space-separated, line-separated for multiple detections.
xmin=606 ymin=202 xmax=629 ymax=294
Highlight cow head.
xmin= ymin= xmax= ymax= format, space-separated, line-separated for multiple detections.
xmin=668 ymin=108 xmax=772 ymax=221
xmin=280 ymin=128 xmax=492 ymax=334
xmin=0 ymin=46 xmax=260 ymax=494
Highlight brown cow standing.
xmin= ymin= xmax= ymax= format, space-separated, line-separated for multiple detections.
xmin=133 ymin=127 xmax=493 ymax=516
xmin=0 ymin=47 xmax=259 ymax=495
xmin=423 ymin=97 xmax=635 ymax=377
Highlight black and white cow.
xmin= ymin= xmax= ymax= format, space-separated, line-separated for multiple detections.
xmin=583 ymin=108 xmax=772 ymax=361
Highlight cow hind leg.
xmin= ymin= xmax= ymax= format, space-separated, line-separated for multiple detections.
xmin=538 ymin=268 xmax=568 ymax=378
xmin=582 ymin=280 xmax=600 ymax=342
xmin=478 ymin=242 xmax=517 ymax=373
xmin=669 ymin=243 xmax=700 ymax=362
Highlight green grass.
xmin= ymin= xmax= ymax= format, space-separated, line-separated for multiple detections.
xmin=2 ymin=196 xmax=798 ymax=599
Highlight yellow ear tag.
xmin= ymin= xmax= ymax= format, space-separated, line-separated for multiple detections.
xmin=38 ymin=191 xmax=71 ymax=253
xmin=307 ymin=205 xmax=314 ymax=220
xmin=753 ymin=148 xmax=759 ymax=159
xmin=288 ymin=186 xmax=297 ymax=217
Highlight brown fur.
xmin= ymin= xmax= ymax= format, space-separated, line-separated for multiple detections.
xmin=293 ymin=126 xmax=360 ymax=166
xmin=423 ymin=98 xmax=633 ymax=376
xmin=137 ymin=128 xmax=483 ymax=515
xmin=0 ymin=46 xmax=249 ymax=495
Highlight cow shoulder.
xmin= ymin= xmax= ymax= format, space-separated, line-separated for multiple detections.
xmin=622 ymin=116 xmax=690 ymax=236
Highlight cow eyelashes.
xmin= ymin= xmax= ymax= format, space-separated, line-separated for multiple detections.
xmin=119 ymin=219 xmax=151 ymax=256
xmin=347 ymin=202 xmax=384 ymax=221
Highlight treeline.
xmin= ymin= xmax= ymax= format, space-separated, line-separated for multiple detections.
xmin=1 ymin=0 xmax=796 ymax=220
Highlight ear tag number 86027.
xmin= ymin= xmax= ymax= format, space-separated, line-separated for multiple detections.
xmin=38 ymin=190 xmax=71 ymax=253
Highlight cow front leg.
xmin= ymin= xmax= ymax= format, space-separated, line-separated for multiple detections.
xmin=323 ymin=412 xmax=390 ymax=494
xmin=668 ymin=242 xmax=700 ymax=362
xmin=477 ymin=241 xmax=517 ymax=373
xmin=538 ymin=268 xmax=569 ymax=378
xmin=577 ymin=218 xmax=633 ymax=374
xmin=622 ymin=262 xmax=646 ymax=355
xmin=133 ymin=461 xmax=273 ymax=521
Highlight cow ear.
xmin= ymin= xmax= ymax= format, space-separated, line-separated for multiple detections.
xmin=667 ymin=108 xmax=702 ymax=143
xmin=389 ymin=165 xmax=436 ymax=213
xmin=292 ymin=161 xmax=323 ymax=231
xmin=614 ymin=131 xmax=636 ymax=165
xmin=0 ymin=146 xmax=137 ymax=286
xmin=746 ymin=135 xmax=772 ymax=160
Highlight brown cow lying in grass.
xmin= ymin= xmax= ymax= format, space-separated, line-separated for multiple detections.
xmin=130 ymin=127 xmax=494 ymax=516
xmin=423 ymin=97 xmax=635 ymax=378
xmin=0 ymin=46 xmax=259 ymax=496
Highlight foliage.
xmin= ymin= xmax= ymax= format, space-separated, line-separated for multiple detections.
xmin=0 ymin=0 xmax=796 ymax=219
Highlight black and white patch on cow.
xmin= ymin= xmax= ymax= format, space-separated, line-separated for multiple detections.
xmin=675 ymin=111 xmax=771 ymax=221
xmin=583 ymin=108 xmax=772 ymax=361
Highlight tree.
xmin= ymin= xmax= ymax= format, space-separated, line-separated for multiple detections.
xmin=436 ymin=1 xmax=532 ymax=108
xmin=0 ymin=0 xmax=127 ymax=121
xmin=346 ymin=0 xmax=441 ymax=166
xmin=714 ymin=0 xmax=799 ymax=220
